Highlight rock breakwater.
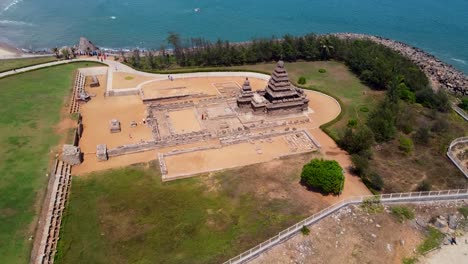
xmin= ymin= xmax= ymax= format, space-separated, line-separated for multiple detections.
xmin=332 ymin=33 xmax=468 ymax=95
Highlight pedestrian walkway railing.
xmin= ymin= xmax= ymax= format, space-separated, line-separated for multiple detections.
xmin=222 ymin=189 xmax=468 ymax=264
xmin=447 ymin=137 xmax=468 ymax=178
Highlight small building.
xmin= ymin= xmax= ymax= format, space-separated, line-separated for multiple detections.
xmin=96 ymin=144 xmax=108 ymax=161
xmin=61 ymin=144 xmax=82 ymax=165
xmin=109 ymin=119 xmax=121 ymax=133
xmin=237 ymin=78 xmax=254 ymax=109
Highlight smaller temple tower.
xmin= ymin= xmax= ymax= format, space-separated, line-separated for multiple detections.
xmin=237 ymin=78 xmax=254 ymax=109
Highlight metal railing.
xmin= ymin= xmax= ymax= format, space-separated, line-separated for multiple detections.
xmin=447 ymin=137 xmax=468 ymax=178
xmin=223 ymin=189 xmax=468 ymax=264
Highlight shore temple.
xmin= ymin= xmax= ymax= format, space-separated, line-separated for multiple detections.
xmin=237 ymin=61 xmax=309 ymax=114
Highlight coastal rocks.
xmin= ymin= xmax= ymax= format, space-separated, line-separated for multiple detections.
xmin=332 ymin=33 xmax=468 ymax=96
xmin=78 ymin=37 xmax=99 ymax=54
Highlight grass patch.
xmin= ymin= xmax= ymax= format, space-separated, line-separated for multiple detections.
xmin=458 ymin=207 xmax=468 ymax=218
xmin=361 ymin=196 xmax=384 ymax=214
xmin=402 ymin=256 xmax=417 ymax=264
xmin=124 ymin=76 xmax=134 ymax=80
xmin=417 ymin=227 xmax=444 ymax=254
xmin=56 ymin=157 xmax=317 ymax=264
xmin=0 ymin=56 xmax=57 ymax=73
xmin=391 ymin=206 xmax=415 ymax=223
xmin=0 ymin=62 xmax=101 ymax=263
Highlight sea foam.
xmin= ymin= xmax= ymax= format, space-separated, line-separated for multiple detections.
xmin=3 ymin=0 xmax=23 ymax=12
xmin=451 ymin=58 xmax=467 ymax=65
xmin=0 ymin=19 xmax=32 ymax=26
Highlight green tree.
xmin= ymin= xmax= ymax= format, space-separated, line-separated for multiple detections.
xmin=60 ymin=48 xmax=69 ymax=59
xmin=339 ymin=125 xmax=375 ymax=154
xmin=319 ymin=37 xmax=334 ymax=60
xmin=52 ymin=47 xmax=59 ymax=58
xmin=367 ymin=101 xmax=397 ymax=142
xmin=351 ymin=154 xmax=369 ymax=176
xmin=301 ymin=159 xmax=344 ymax=195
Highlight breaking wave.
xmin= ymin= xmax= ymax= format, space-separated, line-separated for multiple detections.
xmin=0 ymin=19 xmax=33 ymax=26
xmin=3 ymin=0 xmax=23 ymax=11
xmin=451 ymin=58 xmax=467 ymax=65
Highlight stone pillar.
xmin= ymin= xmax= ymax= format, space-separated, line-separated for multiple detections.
xmin=96 ymin=144 xmax=108 ymax=161
xmin=61 ymin=144 xmax=82 ymax=165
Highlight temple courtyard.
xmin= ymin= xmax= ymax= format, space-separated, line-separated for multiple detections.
xmin=71 ymin=61 xmax=349 ymax=183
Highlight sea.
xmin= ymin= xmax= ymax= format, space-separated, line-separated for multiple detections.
xmin=0 ymin=0 xmax=467 ymax=73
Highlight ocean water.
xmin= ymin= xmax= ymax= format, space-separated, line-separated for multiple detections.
xmin=0 ymin=0 xmax=467 ymax=73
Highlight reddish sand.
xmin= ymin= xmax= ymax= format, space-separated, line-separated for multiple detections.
xmin=167 ymin=109 xmax=202 ymax=133
xmin=112 ymin=72 xmax=156 ymax=89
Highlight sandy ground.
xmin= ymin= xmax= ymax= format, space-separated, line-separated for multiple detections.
xmin=112 ymin=72 xmax=156 ymax=89
xmin=422 ymin=233 xmax=468 ymax=264
xmin=141 ymin=77 xmax=266 ymax=98
xmin=164 ymin=135 xmax=303 ymax=179
xmin=168 ymin=108 xmax=202 ymax=133
xmin=0 ymin=43 xmax=20 ymax=58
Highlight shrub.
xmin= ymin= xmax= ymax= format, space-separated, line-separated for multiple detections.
xmin=369 ymin=172 xmax=384 ymax=191
xmin=391 ymin=206 xmax=415 ymax=222
xmin=399 ymin=136 xmax=414 ymax=154
xmin=359 ymin=106 xmax=369 ymax=112
xmin=339 ymin=125 xmax=374 ymax=154
xmin=297 ymin=76 xmax=307 ymax=85
xmin=301 ymin=159 xmax=344 ymax=195
xmin=416 ymin=180 xmax=432 ymax=192
xmin=459 ymin=98 xmax=468 ymax=111
xmin=347 ymin=119 xmax=358 ymax=128
xmin=431 ymin=115 xmax=449 ymax=133
xmin=351 ymin=154 xmax=369 ymax=176
xmin=318 ymin=68 xmax=326 ymax=73
xmin=361 ymin=196 xmax=383 ymax=213
xmin=413 ymin=127 xmax=430 ymax=145
xmin=300 ymin=226 xmax=310 ymax=235
xmin=367 ymin=101 xmax=397 ymax=142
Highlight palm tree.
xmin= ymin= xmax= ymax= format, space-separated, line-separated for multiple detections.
xmin=51 ymin=47 xmax=59 ymax=58
xmin=319 ymin=38 xmax=334 ymax=60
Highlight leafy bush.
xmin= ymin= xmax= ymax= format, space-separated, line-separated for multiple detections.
xmin=416 ymin=180 xmax=432 ymax=192
xmin=399 ymin=136 xmax=414 ymax=154
xmin=297 ymin=76 xmax=307 ymax=85
xmin=391 ymin=206 xmax=415 ymax=222
xmin=351 ymin=154 xmax=369 ymax=176
xmin=300 ymin=226 xmax=310 ymax=235
xmin=361 ymin=196 xmax=383 ymax=213
xmin=359 ymin=106 xmax=369 ymax=112
xmin=318 ymin=68 xmax=327 ymax=73
xmin=301 ymin=159 xmax=344 ymax=195
xmin=459 ymin=98 xmax=468 ymax=111
xmin=431 ymin=115 xmax=449 ymax=134
xmin=339 ymin=125 xmax=375 ymax=154
xmin=367 ymin=101 xmax=397 ymax=142
xmin=413 ymin=127 xmax=430 ymax=145
xmin=347 ymin=119 xmax=358 ymax=128
xmin=369 ymin=172 xmax=384 ymax=191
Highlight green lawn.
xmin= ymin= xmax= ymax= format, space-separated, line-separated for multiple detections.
xmin=56 ymin=154 xmax=324 ymax=264
xmin=0 ymin=62 xmax=101 ymax=264
xmin=228 ymin=61 xmax=384 ymax=139
xmin=0 ymin=56 xmax=58 ymax=73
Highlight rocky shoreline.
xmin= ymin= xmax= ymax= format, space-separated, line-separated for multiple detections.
xmin=332 ymin=33 xmax=468 ymax=95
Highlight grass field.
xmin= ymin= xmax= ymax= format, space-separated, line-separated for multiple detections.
xmin=228 ymin=61 xmax=384 ymax=139
xmin=0 ymin=62 xmax=100 ymax=264
xmin=56 ymin=154 xmax=327 ymax=264
xmin=0 ymin=56 xmax=58 ymax=73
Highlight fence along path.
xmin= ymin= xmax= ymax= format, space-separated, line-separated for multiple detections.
xmin=447 ymin=137 xmax=468 ymax=178
xmin=223 ymin=189 xmax=468 ymax=264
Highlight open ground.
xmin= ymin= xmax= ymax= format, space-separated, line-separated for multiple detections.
xmin=0 ymin=62 xmax=100 ymax=264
